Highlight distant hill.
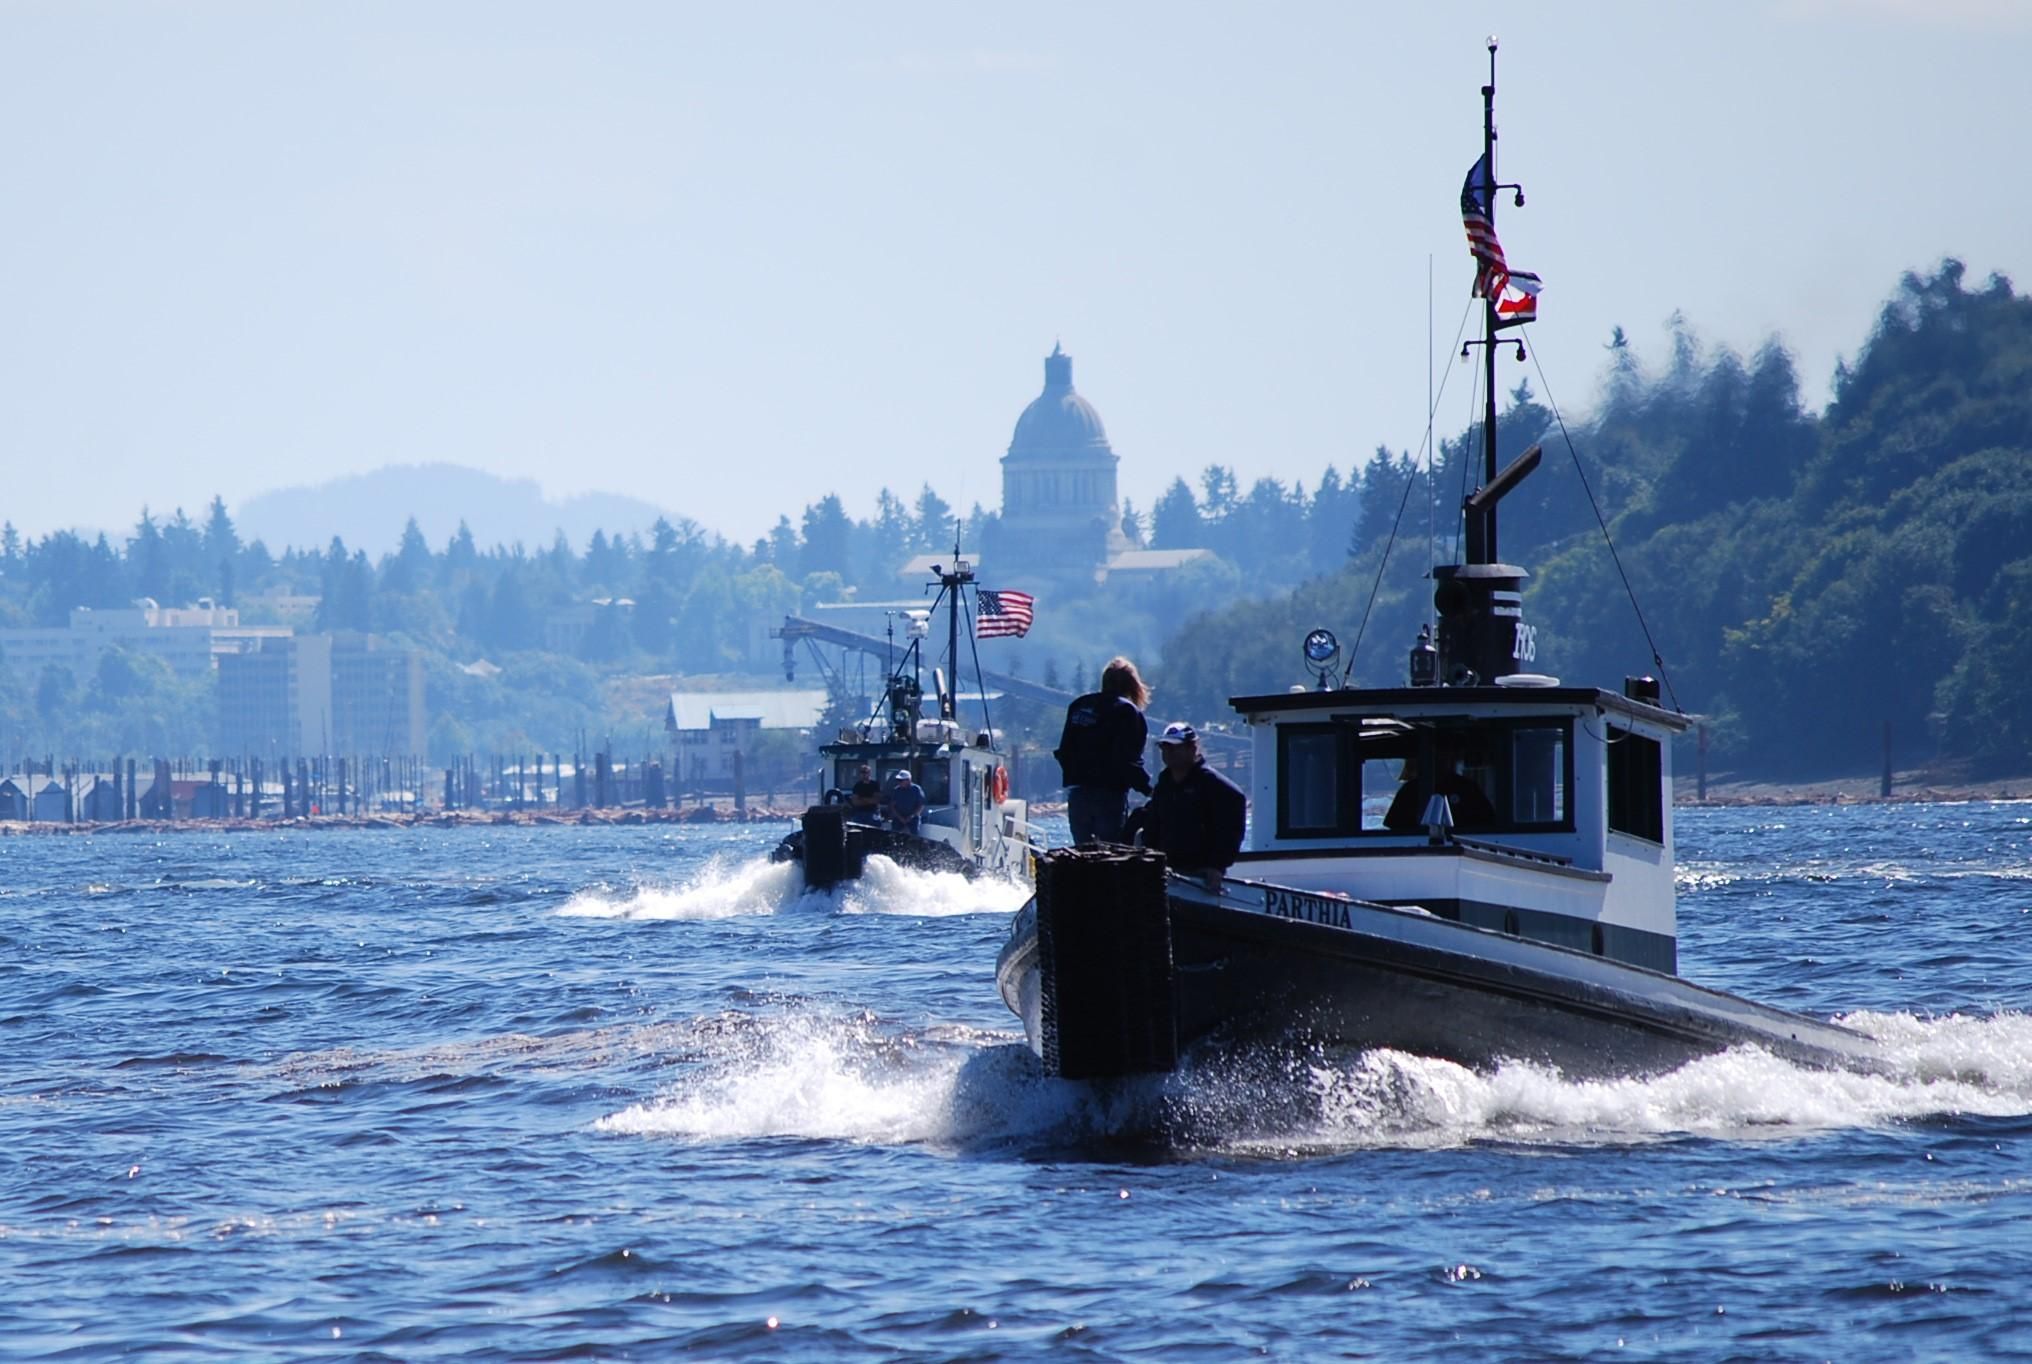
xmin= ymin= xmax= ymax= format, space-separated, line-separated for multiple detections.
xmin=236 ymin=464 xmax=676 ymax=557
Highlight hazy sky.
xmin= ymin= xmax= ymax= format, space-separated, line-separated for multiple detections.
xmin=2 ymin=1 xmax=2025 ymax=549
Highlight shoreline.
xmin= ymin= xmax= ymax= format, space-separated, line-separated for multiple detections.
xmin=3 ymin=773 xmax=2027 ymax=836
xmin=0 ymin=798 xmax=1082 ymax=837
xmin=0 ymin=801 xmax=806 ymax=837
xmin=1676 ymin=770 xmax=2032 ymax=807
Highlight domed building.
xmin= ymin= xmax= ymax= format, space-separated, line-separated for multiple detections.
xmin=899 ymin=343 xmax=1210 ymax=591
xmin=988 ymin=344 xmax=1131 ymax=581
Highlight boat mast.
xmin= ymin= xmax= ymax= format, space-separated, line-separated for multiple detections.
xmin=936 ymin=526 xmax=973 ymax=721
xmin=1431 ymin=38 xmax=1542 ymax=689
xmin=1480 ymin=39 xmax=1500 ymax=565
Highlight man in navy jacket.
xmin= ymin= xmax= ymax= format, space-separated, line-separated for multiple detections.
xmin=1126 ymin=723 xmax=1247 ymax=891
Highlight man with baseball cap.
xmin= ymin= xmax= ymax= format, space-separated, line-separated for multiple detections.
xmin=1125 ymin=722 xmax=1247 ymax=892
xmin=881 ymin=767 xmax=927 ymax=836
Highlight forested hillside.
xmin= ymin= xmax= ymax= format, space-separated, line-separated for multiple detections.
xmin=2 ymin=261 xmax=2027 ymax=778
xmin=1160 ymin=261 xmax=2032 ymax=778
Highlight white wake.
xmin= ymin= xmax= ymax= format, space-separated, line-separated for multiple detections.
xmin=559 ymin=854 xmax=1028 ymax=922
xmin=596 ymin=1008 xmax=2032 ymax=1154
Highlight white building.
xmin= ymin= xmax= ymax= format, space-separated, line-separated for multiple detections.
xmin=0 ymin=598 xmax=290 ymax=684
xmin=664 ymin=688 xmax=828 ymax=786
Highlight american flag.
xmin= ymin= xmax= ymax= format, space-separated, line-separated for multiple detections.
xmin=1460 ymin=153 xmax=1508 ymax=300
xmin=1462 ymin=154 xmax=1540 ymax=327
xmin=975 ymin=588 xmax=1035 ymax=639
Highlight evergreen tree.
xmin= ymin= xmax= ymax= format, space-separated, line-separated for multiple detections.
xmin=867 ymin=487 xmax=912 ymax=580
xmin=1308 ymin=465 xmax=1359 ymax=569
xmin=129 ymin=510 xmax=167 ymax=601
xmin=584 ymin=529 xmax=630 ymax=591
xmin=544 ymin=530 xmax=576 ymax=591
xmin=1151 ymin=478 xmax=1201 ymax=548
xmin=444 ymin=522 xmax=479 ymax=584
xmin=799 ymin=495 xmax=852 ymax=579
xmin=162 ymin=508 xmax=206 ymax=604
xmin=766 ymin=515 xmax=799 ymax=568
xmin=202 ymin=496 xmax=240 ymax=603
xmin=315 ymin=538 xmax=373 ymax=632
xmin=383 ymin=518 xmax=434 ymax=595
xmin=912 ymin=485 xmax=955 ymax=550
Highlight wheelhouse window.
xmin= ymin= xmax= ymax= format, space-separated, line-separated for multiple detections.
xmin=1507 ymin=725 xmax=1568 ymax=827
xmin=1279 ymin=726 xmax=1342 ymax=835
xmin=1274 ymin=716 xmax=1573 ymax=839
xmin=1606 ymin=726 xmax=1664 ymax=843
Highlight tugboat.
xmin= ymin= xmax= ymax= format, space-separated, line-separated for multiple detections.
xmin=773 ymin=549 xmax=1040 ymax=890
xmin=995 ymin=47 xmax=1882 ymax=1081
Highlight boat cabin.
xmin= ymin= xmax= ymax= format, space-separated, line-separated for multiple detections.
xmin=1230 ymin=676 xmax=1690 ymax=972
xmin=819 ymin=719 xmax=1014 ymax=848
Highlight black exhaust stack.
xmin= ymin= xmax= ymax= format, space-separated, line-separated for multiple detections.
xmin=1434 ymin=443 xmax=1544 ymax=686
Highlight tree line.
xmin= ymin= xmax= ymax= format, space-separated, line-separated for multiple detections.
xmin=1159 ymin=260 xmax=2032 ymax=779
xmin=3 ymin=258 xmax=2028 ymax=779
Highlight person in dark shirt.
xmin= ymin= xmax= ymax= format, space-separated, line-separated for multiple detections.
xmin=848 ymin=763 xmax=882 ymax=819
xmin=1054 ymin=656 xmax=1153 ymax=845
xmin=882 ymin=769 xmax=927 ymax=836
xmin=1125 ymin=722 xmax=1247 ymax=892
xmin=1382 ymin=751 xmax=1497 ymax=833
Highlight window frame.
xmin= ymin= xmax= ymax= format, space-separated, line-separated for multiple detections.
xmin=1605 ymin=724 xmax=1665 ymax=844
xmin=1272 ymin=714 xmax=1577 ymax=840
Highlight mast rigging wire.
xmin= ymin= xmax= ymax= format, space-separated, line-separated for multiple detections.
xmin=1519 ymin=329 xmax=1683 ymax=713
xmin=1342 ymin=294 xmax=1477 ymax=684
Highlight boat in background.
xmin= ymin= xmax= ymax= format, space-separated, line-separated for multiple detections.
xmin=774 ymin=548 xmax=1039 ymax=889
xmin=996 ymin=46 xmax=1882 ymax=1082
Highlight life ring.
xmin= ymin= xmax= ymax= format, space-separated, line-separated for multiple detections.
xmin=991 ymin=765 xmax=1009 ymax=804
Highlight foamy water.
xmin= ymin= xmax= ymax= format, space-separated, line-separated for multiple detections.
xmin=594 ymin=1005 xmax=2032 ymax=1158
xmin=557 ymin=851 xmax=1030 ymax=921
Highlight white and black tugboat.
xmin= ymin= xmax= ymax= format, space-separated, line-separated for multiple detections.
xmin=774 ymin=549 xmax=1040 ymax=890
xmin=996 ymin=48 xmax=1882 ymax=1081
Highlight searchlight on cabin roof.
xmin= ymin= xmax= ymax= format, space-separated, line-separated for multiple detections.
xmin=1301 ymin=628 xmax=1340 ymax=690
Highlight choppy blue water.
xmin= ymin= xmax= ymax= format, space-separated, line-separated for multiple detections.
xmin=5 ymin=804 xmax=2032 ymax=1360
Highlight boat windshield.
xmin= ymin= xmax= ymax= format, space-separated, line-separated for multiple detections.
xmin=877 ymin=759 xmax=950 ymax=806
xmin=832 ymin=757 xmax=953 ymax=806
xmin=1276 ymin=717 xmax=1571 ymax=838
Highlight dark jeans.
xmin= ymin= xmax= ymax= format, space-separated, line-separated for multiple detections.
xmin=1067 ymin=785 xmax=1128 ymax=845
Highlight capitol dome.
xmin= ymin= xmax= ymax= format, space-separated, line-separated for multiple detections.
xmin=1007 ymin=344 xmax=1112 ymax=459
xmin=992 ymin=343 xmax=1126 ymax=581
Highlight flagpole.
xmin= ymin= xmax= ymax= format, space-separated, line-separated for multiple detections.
xmin=1481 ymin=37 xmax=1500 ymax=565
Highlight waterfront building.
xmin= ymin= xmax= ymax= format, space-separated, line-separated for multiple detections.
xmin=217 ymin=634 xmax=334 ymax=759
xmin=0 ymin=598 xmax=289 ymax=684
xmin=217 ymin=632 xmax=426 ymax=760
xmin=663 ymin=688 xmax=828 ymax=788
xmin=331 ymin=633 xmax=427 ymax=757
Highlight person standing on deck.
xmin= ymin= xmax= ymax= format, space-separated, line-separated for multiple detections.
xmin=883 ymin=769 xmax=927 ymax=836
xmin=848 ymin=763 xmax=882 ymax=818
xmin=1054 ymin=656 xmax=1152 ymax=845
xmin=1126 ymin=722 xmax=1247 ymax=892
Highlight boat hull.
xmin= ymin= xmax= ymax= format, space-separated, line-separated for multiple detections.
xmin=773 ymin=817 xmax=976 ymax=885
xmin=996 ymin=873 xmax=1880 ymax=1080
